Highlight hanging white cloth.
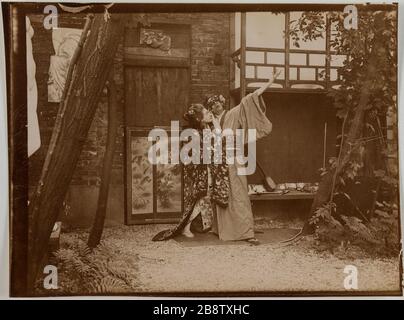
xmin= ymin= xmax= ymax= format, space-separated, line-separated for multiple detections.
xmin=26 ymin=16 xmax=40 ymax=157
xmin=48 ymin=27 xmax=82 ymax=103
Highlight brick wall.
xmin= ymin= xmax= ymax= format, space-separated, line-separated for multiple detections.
xmin=28 ymin=12 xmax=231 ymax=190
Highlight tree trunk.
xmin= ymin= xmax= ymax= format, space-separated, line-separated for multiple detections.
xmin=27 ymin=14 xmax=125 ymax=291
xmin=302 ymin=14 xmax=386 ymax=234
xmin=88 ymin=78 xmax=118 ymax=248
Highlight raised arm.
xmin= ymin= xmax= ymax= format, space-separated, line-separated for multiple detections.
xmin=254 ymin=68 xmax=282 ymax=96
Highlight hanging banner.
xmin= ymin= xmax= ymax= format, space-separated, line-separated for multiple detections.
xmin=47 ymin=27 xmax=82 ymax=103
xmin=27 ymin=16 xmax=40 ymax=157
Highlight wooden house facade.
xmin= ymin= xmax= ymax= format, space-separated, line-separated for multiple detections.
xmin=27 ymin=11 xmax=350 ymax=226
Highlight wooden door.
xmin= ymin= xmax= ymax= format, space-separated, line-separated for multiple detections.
xmin=124 ymin=22 xmax=191 ymax=224
xmin=125 ymin=66 xmax=189 ymax=225
xmin=125 ymin=66 xmax=189 ymax=127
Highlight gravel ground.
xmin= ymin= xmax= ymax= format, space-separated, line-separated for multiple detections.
xmin=65 ymin=223 xmax=402 ymax=295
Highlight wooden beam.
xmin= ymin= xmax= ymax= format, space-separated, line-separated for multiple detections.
xmin=230 ymin=87 xmax=329 ymax=96
xmin=8 ymin=3 xmax=28 ymax=297
xmin=27 ymin=14 xmax=126 ymax=291
xmin=284 ymin=12 xmax=290 ymax=89
xmin=246 ymin=46 xmax=335 ymax=54
xmin=230 ymin=48 xmax=241 ymax=58
xmin=124 ymin=56 xmax=190 ymax=68
xmin=125 ymin=47 xmax=189 ymax=59
xmin=229 ymin=12 xmax=236 ymax=103
xmin=250 ymin=192 xmax=315 ymax=201
xmin=325 ymin=13 xmax=331 ymax=88
xmin=87 ymin=77 xmax=118 ymax=248
xmin=16 ymin=3 xmax=398 ymax=15
xmin=240 ymin=12 xmax=246 ymax=99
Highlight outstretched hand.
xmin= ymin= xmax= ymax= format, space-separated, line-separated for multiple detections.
xmin=255 ymin=68 xmax=281 ymax=96
xmin=272 ymin=67 xmax=282 ymax=81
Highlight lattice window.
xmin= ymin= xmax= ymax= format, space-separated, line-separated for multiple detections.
xmin=231 ymin=12 xmax=346 ymax=95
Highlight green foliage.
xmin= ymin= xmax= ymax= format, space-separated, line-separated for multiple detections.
xmin=310 ymin=201 xmax=400 ymax=257
xmin=49 ymin=236 xmax=139 ymax=294
xmin=374 ymin=169 xmax=398 ymax=186
xmin=289 ymin=12 xmax=326 ymax=48
xmin=290 ymin=9 xmax=399 ymax=256
xmin=290 ymin=9 xmax=398 ymax=179
xmin=290 ymin=9 xmax=397 ymax=117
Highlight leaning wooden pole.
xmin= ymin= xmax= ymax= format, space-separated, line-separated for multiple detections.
xmin=88 ymin=77 xmax=118 ymax=248
xmin=28 ymin=14 xmax=125 ymax=291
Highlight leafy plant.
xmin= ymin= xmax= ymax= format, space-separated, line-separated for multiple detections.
xmin=42 ymin=236 xmax=140 ymax=294
xmin=289 ymin=8 xmax=399 ymax=255
xmin=310 ymin=201 xmax=399 ymax=257
xmin=289 ymin=9 xmax=397 ymax=154
xmin=287 ymin=5 xmax=399 ymax=254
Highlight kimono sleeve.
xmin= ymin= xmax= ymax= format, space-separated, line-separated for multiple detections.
xmin=238 ymin=91 xmax=273 ymax=141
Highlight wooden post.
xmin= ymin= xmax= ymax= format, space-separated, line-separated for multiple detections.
xmin=284 ymin=12 xmax=290 ymax=89
xmin=27 ymin=14 xmax=125 ymax=291
xmin=240 ymin=12 xmax=246 ymax=99
xmin=8 ymin=3 xmax=28 ymax=296
xmin=88 ymin=77 xmax=118 ymax=248
xmin=325 ymin=13 xmax=331 ymax=88
xmin=323 ymin=122 xmax=327 ymax=168
xmin=229 ymin=12 xmax=236 ymax=108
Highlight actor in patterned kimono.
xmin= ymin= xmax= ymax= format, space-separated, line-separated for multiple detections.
xmin=152 ymin=104 xmax=230 ymax=241
xmin=204 ymin=70 xmax=280 ymax=244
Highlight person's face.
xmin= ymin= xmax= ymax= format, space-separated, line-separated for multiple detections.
xmin=201 ymin=108 xmax=214 ymax=124
xmin=211 ymin=101 xmax=224 ymax=116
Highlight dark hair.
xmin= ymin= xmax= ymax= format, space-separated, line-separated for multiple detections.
xmin=183 ymin=104 xmax=205 ymax=129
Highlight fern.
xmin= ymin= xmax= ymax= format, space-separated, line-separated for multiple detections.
xmin=53 ymin=237 xmax=139 ymax=294
xmin=87 ymin=276 xmax=130 ymax=294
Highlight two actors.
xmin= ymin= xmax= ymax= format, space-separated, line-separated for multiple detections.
xmin=153 ymin=70 xmax=280 ymax=244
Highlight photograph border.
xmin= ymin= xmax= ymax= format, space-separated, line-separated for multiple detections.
xmin=4 ymin=1 xmax=402 ymax=297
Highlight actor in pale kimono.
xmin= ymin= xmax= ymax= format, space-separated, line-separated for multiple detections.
xmin=205 ymin=70 xmax=280 ymax=244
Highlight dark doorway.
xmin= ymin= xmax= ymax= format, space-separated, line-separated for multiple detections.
xmin=249 ymin=92 xmax=337 ymax=184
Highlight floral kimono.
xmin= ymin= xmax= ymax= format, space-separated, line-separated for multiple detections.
xmin=152 ymin=129 xmax=229 ymax=241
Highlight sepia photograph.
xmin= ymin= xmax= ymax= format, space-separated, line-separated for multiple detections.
xmin=3 ymin=1 xmax=402 ymax=298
